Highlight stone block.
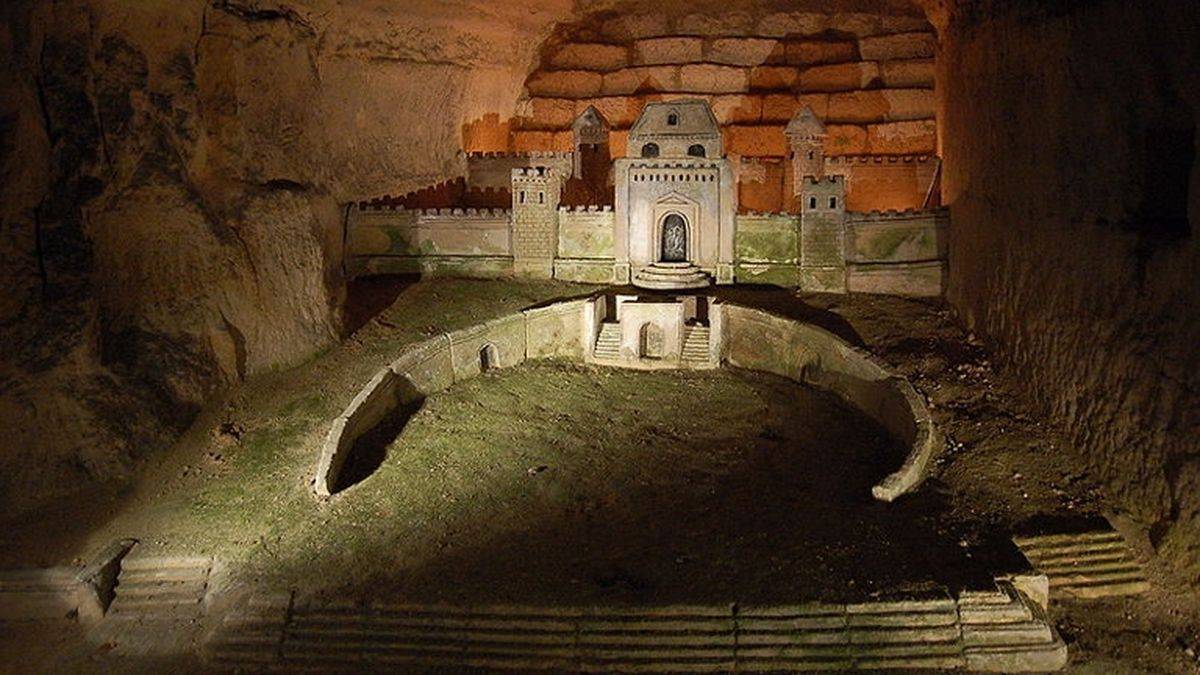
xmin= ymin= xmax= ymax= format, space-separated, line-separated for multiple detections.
xmin=761 ymin=93 xmax=828 ymax=123
xmin=749 ymin=66 xmax=799 ymax=91
xmin=783 ymin=40 xmax=859 ymax=66
xmin=524 ymin=97 xmax=577 ymax=129
xmin=858 ymin=32 xmax=936 ymax=61
xmin=867 ymin=119 xmax=937 ymax=154
xmin=601 ymin=66 xmax=680 ymax=95
xmin=798 ymin=62 xmax=882 ymax=92
xmin=389 ymin=335 xmax=455 ymax=395
xmin=755 ymin=12 xmax=829 ymax=38
xmin=525 ymin=300 xmax=587 ymax=359
xmin=710 ymin=94 xmax=763 ymax=124
xmin=847 ymin=214 xmax=944 ymax=263
xmin=510 ymin=130 xmax=560 ymax=152
xmin=706 ymin=38 xmax=780 ymax=66
xmin=676 ymin=12 xmax=754 ymax=36
xmin=601 ymin=14 xmax=670 ymax=41
xmin=879 ymin=59 xmax=935 ymax=88
xmin=726 ymin=125 xmax=788 ymax=156
xmin=526 ymin=70 xmax=603 ymax=98
xmin=553 ymin=259 xmax=618 ymax=284
xmin=632 ymin=37 xmax=704 ymax=65
xmin=827 ymin=89 xmax=935 ymax=123
xmin=824 ymin=124 xmax=869 ymax=154
xmin=549 ymin=43 xmax=629 ymax=72
xmin=608 ymin=129 xmax=629 ymax=158
xmin=846 ymin=261 xmax=944 ymax=297
xmin=679 ymin=64 xmax=748 ymax=93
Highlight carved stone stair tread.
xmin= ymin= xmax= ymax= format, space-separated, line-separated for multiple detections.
xmin=119 ymin=555 xmax=212 ymax=572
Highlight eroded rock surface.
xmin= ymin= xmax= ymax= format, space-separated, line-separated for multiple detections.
xmin=0 ymin=0 xmax=572 ymax=511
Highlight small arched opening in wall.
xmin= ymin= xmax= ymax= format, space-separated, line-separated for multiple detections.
xmin=687 ymin=144 xmax=706 ymax=158
xmin=479 ymin=343 xmax=498 ymax=372
xmin=641 ymin=142 xmax=659 ymax=158
xmin=639 ymin=322 xmax=664 ymax=359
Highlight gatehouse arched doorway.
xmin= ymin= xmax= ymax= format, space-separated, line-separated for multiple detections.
xmin=660 ymin=214 xmax=688 ymax=262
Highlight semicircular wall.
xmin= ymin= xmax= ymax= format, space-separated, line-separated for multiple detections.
xmin=313 ymin=297 xmax=939 ymax=501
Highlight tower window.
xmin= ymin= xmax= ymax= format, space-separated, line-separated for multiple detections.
xmin=667 ymin=113 xmax=679 ymax=126
xmin=539 ymin=192 xmax=545 ymax=204
xmin=641 ymin=143 xmax=659 ymax=158
xmin=808 ymin=150 xmax=815 ymax=159
xmin=809 ymin=197 xmax=817 ymax=209
xmin=519 ymin=191 xmax=526 ymax=204
xmin=829 ymin=196 xmax=837 ymax=208
xmin=687 ymin=144 xmax=706 ymax=158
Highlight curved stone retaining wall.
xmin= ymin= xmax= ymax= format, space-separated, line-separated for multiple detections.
xmin=314 ymin=299 xmax=589 ymax=497
xmin=722 ymin=305 xmax=940 ymax=501
xmin=315 ymin=298 xmax=938 ymax=502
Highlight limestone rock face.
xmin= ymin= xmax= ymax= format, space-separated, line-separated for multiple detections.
xmin=938 ymin=0 xmax=1200 ymax=579
xmin=0 ymin=0 xmax=572 ymax=512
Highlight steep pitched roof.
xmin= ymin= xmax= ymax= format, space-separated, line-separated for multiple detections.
xmin=629 ymin=99 xmax=720 ymax=138
xmin=785 ymin=106 xmax=826 ymax=136
xmin=572 ymin=106 xmax=607 ymax=132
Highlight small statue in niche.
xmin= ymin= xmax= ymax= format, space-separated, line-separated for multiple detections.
xmin=662 ymin=214 xmax=687 ymax=262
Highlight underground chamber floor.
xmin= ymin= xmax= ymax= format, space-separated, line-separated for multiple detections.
xmin=308 ymin=361 xmax=1002 ymax=605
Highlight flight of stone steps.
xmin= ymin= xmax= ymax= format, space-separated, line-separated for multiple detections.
xmin=205 ymin=582 xmax=1065 ymax=671
xmin=592 ymin=322 xmax=621 ymax=360
xmin=632 ymin=261 xmax=712 ymax=290
xmin=0 ymin=567 xmax=80 ymax=621
xmin=107 ymin=555 xmax=213 ymax=621
xmin=1013 ymin=528 xmax=1150 ymax=599
xmin=681 ymin=325 xmax=712 ymax=364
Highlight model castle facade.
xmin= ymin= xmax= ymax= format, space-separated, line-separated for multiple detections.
xmin=347 ymin=100 xmax=947 ymax=296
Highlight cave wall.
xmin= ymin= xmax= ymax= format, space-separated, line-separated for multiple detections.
xmin=0 ymin=0 xmax=571 ymax=512
xmin=938 ymin=0 xmax=1200 ymax=578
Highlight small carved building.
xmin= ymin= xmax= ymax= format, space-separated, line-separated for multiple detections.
xmin=614 ymin=100 xmax=736 ymax=289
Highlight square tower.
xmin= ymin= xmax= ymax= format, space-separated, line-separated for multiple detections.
xmin=799 ymin=176 xmax=847 ymax=293
xmin=511 ymin=166 xmax=561 ymax=278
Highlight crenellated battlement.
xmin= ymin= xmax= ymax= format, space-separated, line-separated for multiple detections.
xmin=464 ymin=150 xmax=573 ymax=160
xmin=847 ymin=206 xmax=948 ymax=221
xmin=802 ymin=175 xmax=846 ymax=186
xmin=353 ymin=204 xmax=512 ymax=218
xmin=740 ymin=211 xmax=800 ymax=218
xmin=558 ymin=205 xmax=614 ymax=213
xmin=825 ymin=155 xmax=937 ymax=166
xmin=511 ymin=166 xmax=557 ymax=180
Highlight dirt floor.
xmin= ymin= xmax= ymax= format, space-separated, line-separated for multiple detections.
xmin=1 ymin=278 xmax=1198 ymax=673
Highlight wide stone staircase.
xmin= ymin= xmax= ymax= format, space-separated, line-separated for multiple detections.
xmin=205 ymin=582 xmax=1066 ymax=672
xmin=0 ymin=567 xmax=80 ymax=621
xmin=633 ymin=262 xmax=712 ymax=290
xmin=1013 ymin=528 xmax=1150 ymax=599
xmin=592 ymin=322 xmax=621 ymax=361
xmin=107 ymin=555 xmax=213 ymax=621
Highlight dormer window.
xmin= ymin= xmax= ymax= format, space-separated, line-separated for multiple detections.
xmin=667 ymin=112 xmax=679 ymax=126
